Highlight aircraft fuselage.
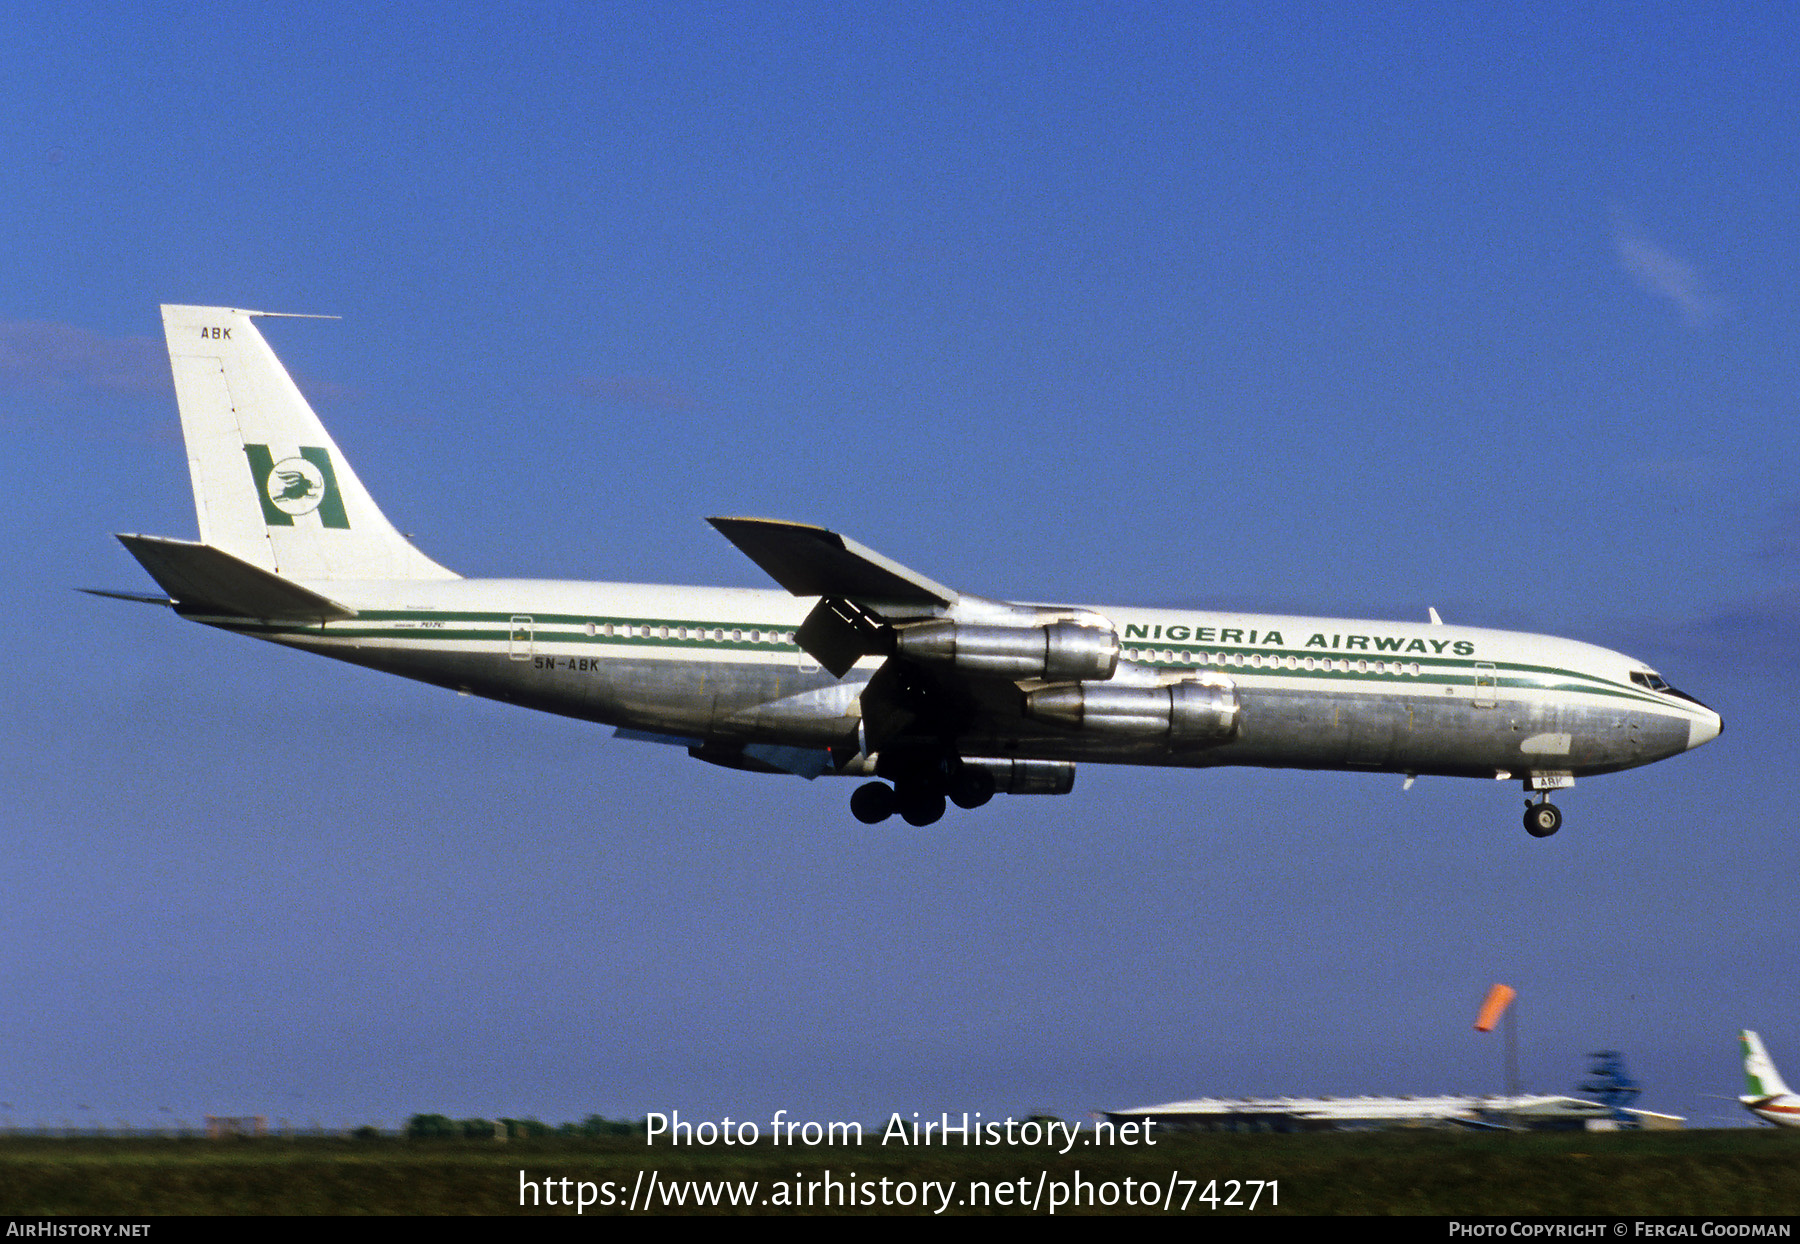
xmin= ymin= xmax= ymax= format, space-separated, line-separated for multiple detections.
xmin=183 ymin=576 xmax=1716 ymax=781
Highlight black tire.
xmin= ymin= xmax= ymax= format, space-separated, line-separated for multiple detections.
xmin=949 ymin=767 xmax=996 ymax=810
xmin=897 ymin=787 xmax=947 ymax=827
xmin=1524 ymin=802 xmax=1562 ymax=838
xmin=850 ymin=781 xmax=896 ymax=824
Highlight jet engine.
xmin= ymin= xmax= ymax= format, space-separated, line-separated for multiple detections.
xmin=1023 ymin=678 xmax=1240 ymax=746
xmin=892 ymin=618 xmax=1119 ymax=682
xmin=960 ymin=756 xmax=1077 ymax=796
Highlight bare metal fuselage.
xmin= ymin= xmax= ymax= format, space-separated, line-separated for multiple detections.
xmin=187 ymin=575 xmax=1716 ymax=784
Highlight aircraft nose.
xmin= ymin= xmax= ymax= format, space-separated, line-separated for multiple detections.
xmin=1688 ymin=706 xmax=1723 ymax=750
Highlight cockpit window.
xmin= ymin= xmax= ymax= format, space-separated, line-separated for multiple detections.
xmin=1630 ymin=670 xmax=1672 ymax=693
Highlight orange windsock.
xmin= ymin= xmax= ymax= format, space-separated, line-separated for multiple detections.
xmin=1474 ymin=984 xmax=1516 ymax=1032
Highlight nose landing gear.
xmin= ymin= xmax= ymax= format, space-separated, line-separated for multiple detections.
xmin=1523 ymin=798 xmax=1562 ymax=838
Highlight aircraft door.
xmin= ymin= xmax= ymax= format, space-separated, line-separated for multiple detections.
xmin=1473 ymin=662 xmax=1497 ymax=708
xmin=509 ymin=615 xmax=534 ymax=661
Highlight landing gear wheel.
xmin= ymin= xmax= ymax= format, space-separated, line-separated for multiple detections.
xmin=896 ymin=785 xmax=947 ymax=827
xmin=948 ymin=767 xmax=996 ymax=810
xmin=1523 ymin=801 xmax=1562 ymax=838
xmin=850 ymin=781 xmax=896 ymax=824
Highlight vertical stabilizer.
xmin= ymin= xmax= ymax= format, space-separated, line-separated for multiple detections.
xmin=1741 ymin=1030 xmax=1792 ymax=1098
xmin=160 ymin=305 xmax=457 ymax=582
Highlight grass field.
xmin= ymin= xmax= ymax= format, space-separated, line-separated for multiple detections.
xmin=4 ymin=1129 xmax=1798 ymax=1216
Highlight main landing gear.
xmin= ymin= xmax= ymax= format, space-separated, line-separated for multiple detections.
xmin=850 ymin=762 xmax=996 ymax=827
xmin=1523 ymin=798 xmax=1563 ymax=838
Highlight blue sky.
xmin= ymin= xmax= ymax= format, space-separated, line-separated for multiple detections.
xmin=2 ymin=2 xmax=1795 ymax=1132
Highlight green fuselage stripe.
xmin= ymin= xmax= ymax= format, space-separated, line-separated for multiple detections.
xmin=186 ymin=606 xmax=1681 ymax=713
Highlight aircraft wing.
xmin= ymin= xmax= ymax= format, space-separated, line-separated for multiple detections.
xmin=707 ymin=517 xmax=957 ymax=606
xmin=709 ymin=517 xmax=961 ymax=677
xmin=705 ymin=517 xmax=1127 ymax=763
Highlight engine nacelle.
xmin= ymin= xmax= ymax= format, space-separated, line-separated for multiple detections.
xmin=961 ymin=756 xmax=1076 ymax=796
xmin=1023 ymin=678 xmax=1240 ymax=747
xmin=893 ymin=619 xmax=1119 ymax=682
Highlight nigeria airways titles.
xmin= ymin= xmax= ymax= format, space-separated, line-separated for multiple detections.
xmin=100 ymin=306 xmax=1721 ymax=838
xmin=1124 ymin=622 xmax=1478 ymax=656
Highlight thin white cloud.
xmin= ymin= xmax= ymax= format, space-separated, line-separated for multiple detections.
xmin=1610 ymin=217 xmax=1722 ymax=327
xmin=0 ymin=320 xmax=166 ymax=394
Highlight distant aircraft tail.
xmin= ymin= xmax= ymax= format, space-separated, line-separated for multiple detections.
xmin=1741 ymin=1030 xmax=1792 ymax=1098
xmin=155 ymin=304 xmax=457 ymax=583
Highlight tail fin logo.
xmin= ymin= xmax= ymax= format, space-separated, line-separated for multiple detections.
xmin=245 ymin=445 xmax=350 ymax=529
xmin=270 ymin=459 xmax=325 ymax=512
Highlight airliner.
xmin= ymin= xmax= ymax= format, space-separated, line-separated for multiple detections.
xmin=1739 ymin=1031 xmax=1800 ymax=1127
xmin=98 ymin=305 xmax=1722 ymax=836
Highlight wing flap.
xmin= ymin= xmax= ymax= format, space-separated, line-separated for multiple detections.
xmin=795 ymin=596 xmax=887 ymax=678
xmin=115 ymin=534 xmax=358 ymax=621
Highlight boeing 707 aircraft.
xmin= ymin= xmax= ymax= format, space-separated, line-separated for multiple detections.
xmin=101 ymin=306 xmax=1722 ymax=836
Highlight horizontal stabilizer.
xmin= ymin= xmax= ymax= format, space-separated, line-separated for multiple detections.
xmin=708 ymin=517 xmax=957 ymax=606
xmin=115 ymin=534 xmax=357 ymax=621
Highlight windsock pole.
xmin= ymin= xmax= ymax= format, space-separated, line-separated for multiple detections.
xmin=1475 ymin=984 xmax=1520 ymax=1096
